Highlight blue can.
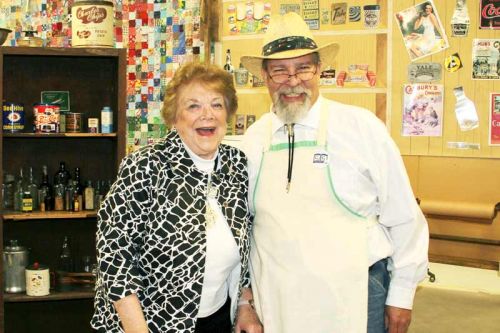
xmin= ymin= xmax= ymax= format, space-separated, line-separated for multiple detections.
xmin=3 ymin=102 xmax=25 ymax=132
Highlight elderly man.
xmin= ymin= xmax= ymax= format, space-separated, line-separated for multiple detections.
xmin=240 ymin=12 xmax=429 ymax=333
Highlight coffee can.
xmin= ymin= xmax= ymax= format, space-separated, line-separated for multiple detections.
xmin=66 ymin=113 xmax=83 ymax=133
xmin=71 ymin=1 xmax=114 ymax=48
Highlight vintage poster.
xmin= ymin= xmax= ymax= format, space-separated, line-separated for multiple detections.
xmin=402 ymin=84 xmax=444 ymax=137
xmin=472 ymin=39 xmax=500 ymax=79
xmin=394 ymin=1 xmax=449 ymax=61
xmin=302 ymin=0 xmax=320 ymax=29
xmin=489 ymin=93 xmax=500 ymax=145
xmin=227 ymin=1 xmax=271 ymax=35
xmin=479 ymin=0 xmax=500 ymax=29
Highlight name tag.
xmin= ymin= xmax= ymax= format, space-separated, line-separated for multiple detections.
xmin=312 ymin=150 xmax=329 ymax=168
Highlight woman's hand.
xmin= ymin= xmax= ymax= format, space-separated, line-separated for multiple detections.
xmin=235 ymin=304 xmax=263 ymax=333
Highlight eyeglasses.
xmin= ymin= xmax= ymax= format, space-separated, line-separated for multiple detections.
xmin=268 ymin=65 xmax=317 ymax=84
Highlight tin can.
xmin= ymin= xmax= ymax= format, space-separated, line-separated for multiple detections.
xmin=88 ymin=118 xmax=99 ymax=133
xmin=66 ymin=113 xmax=83 ymax=133
xmin=71 ymin=1 xmax=114 ymax=48
xmin=33 ymin=104 xmax=60 ymax=133
xmin=3 ymin=102 xmax=24 ymax=132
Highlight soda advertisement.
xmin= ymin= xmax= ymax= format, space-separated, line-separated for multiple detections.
xmin=479 ymin=0 xmax=500 ymax=29
xmin=489 ymin=93 xmax=500 ymax=145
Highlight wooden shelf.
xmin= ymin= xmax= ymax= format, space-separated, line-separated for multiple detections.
xmin=2 ymin=210 xmax=98 ymax=221
xmin=236 ymin=86 xmax=387 ymax=95
xmin=4 ymin=288 xmax=94 ymax=303
xmin=3 ymin=133 xmax=117 ymax=138
xmin=222 ymin=28 xmax=388 ymax=41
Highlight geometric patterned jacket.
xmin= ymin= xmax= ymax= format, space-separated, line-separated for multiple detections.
xmin=91 ymin=130 xmax=252 ymax=332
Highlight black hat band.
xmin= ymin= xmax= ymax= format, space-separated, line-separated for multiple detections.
xmin=262 ymin=36 xmax=318 ymax=56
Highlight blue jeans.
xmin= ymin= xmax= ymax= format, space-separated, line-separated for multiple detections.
xmin=367 ymin=258 xmax=389 ymax=333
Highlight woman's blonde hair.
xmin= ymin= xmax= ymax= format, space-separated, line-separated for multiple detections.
xmin=161 ymin=62 xmax=238 ymax=126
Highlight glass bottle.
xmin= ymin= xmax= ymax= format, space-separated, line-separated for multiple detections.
xmin=73 ymin=167 xmax=84 ymax=210
xmin=27 ymin=167 xmax=39 ymax=210
xmin=54 ymin=183 xmax=65 ymax=211
xmin=84 ymin=180 xmax=94 ymax=210
xmin=14 ymin=167 xmax=25 ymax=211
xmin=73 ymin=191 xmax=80 ymax=212
xmin=54 ymin=161 xmax=71 ymax=186
xmin=65 ymin=180 xmax=75 ymax=211
xmin=2 ymin=173 xmax=15 ymax=210
xmin=224 ymin=49 xmax=234 ymax=73
xmin=94 ymin=180 xmax=103 ymax=210
xmin=38 ymin=165 xmax=52 ymax=212
xmin=58 ymin=236 xmax=73 ymax=272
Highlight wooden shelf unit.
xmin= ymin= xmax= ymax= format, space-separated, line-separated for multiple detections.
xmin=0 ymin=46 xmax=126 ymax=333
xmin=219 ymin=0 xmax=393 ymax=129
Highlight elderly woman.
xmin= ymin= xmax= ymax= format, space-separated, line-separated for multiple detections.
xmin=91 ymin=63 xmax=263 ymax=333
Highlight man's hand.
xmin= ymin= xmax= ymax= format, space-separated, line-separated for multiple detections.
xmin=385 ymin=305 xmax=412 ymax=333
xmin=234 ymin=304 xmax=263 ymax=333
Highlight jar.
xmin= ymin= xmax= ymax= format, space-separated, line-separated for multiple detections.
xmin=2 ymin=173 xmax=15 ymax=210
xmin=25 ymin=262 xmax=50 ymax=296
xmin=3 ymin=240 xmax=29 ymax=293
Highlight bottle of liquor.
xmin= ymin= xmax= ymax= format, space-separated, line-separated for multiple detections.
xmin=54 ymin=161 xmax=71 ymax=186
xmin=27 ymin=167 xmax=39 ymax=210
xmin=73 ymin=167 xmax=84 ymax=210
xmin=21 ymin=191 xmax=33 ymax=212
xmin=224 ymin=49 xmax=234 ymax=73
xmin=58 ymin=236 xmax=73 ymax=272
xmin=84 ymin=180 xmax=95 ymax=210
xmin=38 ymin=165 xmax=52 ymax=212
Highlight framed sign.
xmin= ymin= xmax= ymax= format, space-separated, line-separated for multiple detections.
xmin=472 ymin=39 xmax=500 ymax=80
xmin=489 ymin=93 xmax=500 ymax=145
xmin=402 ymin=83 xmax=444 ymax=137
xmin=479 ymin=0 xmax=500 ymax=29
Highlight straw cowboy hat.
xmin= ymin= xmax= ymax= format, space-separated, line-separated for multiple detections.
xmin=240 ymin=12 xmax=339 ymax=80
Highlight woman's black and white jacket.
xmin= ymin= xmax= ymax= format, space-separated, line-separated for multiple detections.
xmin=91 ymin=131 xmax=252 ymax=332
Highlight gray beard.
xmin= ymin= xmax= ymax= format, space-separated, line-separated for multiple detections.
xmin=272 ymin=87 xmax=312 ymax=124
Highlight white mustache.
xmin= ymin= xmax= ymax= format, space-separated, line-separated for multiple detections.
xmin=277 ymin=86 xmax=312 ymax=97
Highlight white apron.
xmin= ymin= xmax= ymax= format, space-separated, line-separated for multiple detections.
xmin=250 ymin=105 xmax=374 ymax=333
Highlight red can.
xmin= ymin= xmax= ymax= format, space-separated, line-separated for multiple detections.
xmin=33 ymin=104 xmax=60 ymax=133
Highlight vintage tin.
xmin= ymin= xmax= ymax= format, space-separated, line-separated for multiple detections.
xmin=71 ymin=0 xmax=114 ymax=48
xmin=88 ymin=118 xmax=99 ymax=133
xmin=66 ymin=113 xmax=83 ymax=133
xmin=2 ymin=102 xmax=24 ymax=132
xmin=33 ymin=104 xmax=60 ymax=133
xmin=25 ymin=262 xmax=50 ymax=296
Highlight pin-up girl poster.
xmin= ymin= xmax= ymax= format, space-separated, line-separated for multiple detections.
xmin=395 ymin=1 xmax=449 ymax=61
